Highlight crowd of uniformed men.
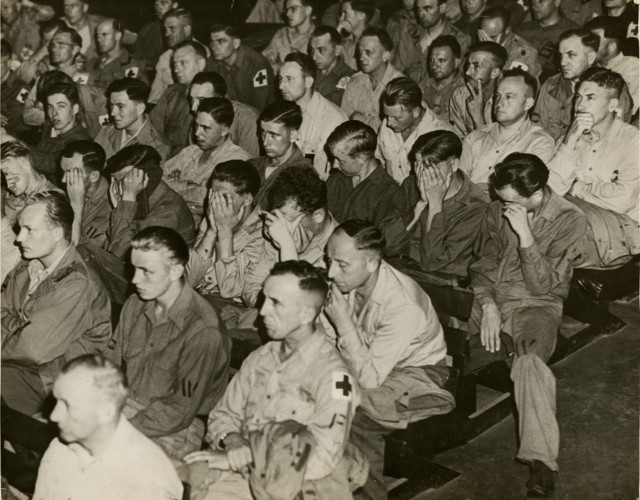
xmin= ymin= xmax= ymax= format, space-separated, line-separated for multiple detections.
xmin=0 ymin=0 xmax=638 ymax=498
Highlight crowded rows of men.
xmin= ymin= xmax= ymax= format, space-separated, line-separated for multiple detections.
xmin=1 ymin=0 xmax=638 ymax=499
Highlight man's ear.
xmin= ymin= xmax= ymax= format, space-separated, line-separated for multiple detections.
xmin=454 ymin=57 xmax=461 ymax=69
xmin=365 ymin=253 xmax=380 ymax=273
xmin=115 ymin=31 xmax=123 ymax=44
xmin=304 ymin=75 xmax=315 ymax=89
xmin=490 ymin=67 xmax=501 ymax=81
xmin=382 ymin=50 xmax=390 ymax=63
xmin=232 ymin=37 xmax=241 ymax=51
xmin=242 ymin=193 xmax=254 ymax=208
xmin=98 ymin=400 xmax=117 ymax=424
xmin=82 ymin=3 xmax=89 ymax=14
xmin=289 ymin=129 xmax=300 ymax=143
xmin=135 ymin=101 xmax=146 ymax=116
xmin=299 ymin=304 xmax=316 ymax=326
xmin=334 ymin=44 xmax=342 ymax=58
xmin=221 ymin=124 xmax=230 ymax=138
xmin=52 ymin=225 xmax=64 ymax=243
xmin=311 ymin=207 xmax=326 ymax=224
xmin=88 ymin=169 xmax=101 ymax=184
xmin=524 ymin=96 xmax=535 ymax=112
xmin=72 ymin=103 xmax=80 ymax=116
xmin=197 ymin=57 xmax=206 ymax=72
xmin=586 ymin=49 xmax=596 ymax=66
xmin=184 ymin=24 xmax=192 ymax=38
xmin=449 ymin=157 xmax=460 ymax=172
xmin=169 ymin=263 xmax=185 ymax=282
xmin=607 ymin=97 xmax=620 ymax=114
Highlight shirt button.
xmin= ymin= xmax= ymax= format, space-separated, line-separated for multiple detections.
xmin=266 ymin=395 xmax=271 ymax=399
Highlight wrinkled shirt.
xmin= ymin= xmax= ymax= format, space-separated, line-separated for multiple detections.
xmin=448 ymin=83 xmax=494 ymax=138
xmin=501 ymin=32 xmax=542 ymax=77
xmin=262 ymin=24 xmax=314 ymax=72
xmin=314 ymin=57 xmax=355 ymax=107
xmin=87 ymin=48 xmax=147 ymax=89
xmin=416 ymin=71 xmax=463 ymax=124
xmin=79 ymin=176 xmax=111 ymax=248
xmin=95 ymin=118 xmax=171 ymax=161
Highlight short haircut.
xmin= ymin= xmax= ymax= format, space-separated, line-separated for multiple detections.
xmin=480 ymin=6 xmax=511 ymax=29
xmin=311 ymin=25 xmax=341 ymax=46
xmin=25 ymin=191 xmax=74 ymax=242
xmin=131 ymin=226 xmax=189 ymax=266
xmin=106 ymin=77 xmax=150 ymax=103
xmin=1 ymin=140 xmax=31 ymax=162
xmin=381 ymin=76 xmax=423 ymax=110
xmin=360 ymin=27 xmax=393 ymax=52
xmin=469 ymin=41 xmax=508 ymax=69
xmin=501 ymin=68 xmax=538 ymax=99
xmin=37 ymin=70 xmax=74 ymax=104
xmin=345 ymin=0 xmax=375 ymax=22
xmin=259 ymin=100 xmax=303 ymax=130
xmin=490 ymin=153 xmax=549 ymax=197
xmin=43 ymin=81 xmax=80 ymax=107
xmin=429 ymin=35 xmax=461 ymax=59
xmin=209 ymin=22 xmax=241 ymax=39
xmin=1 ymin=39 xmax=11 ymax=58
xmin=60 ymin=140 xmax=106 ymax=173
xmin=577 ymin=66 xmax=625 ymax=99
xmin=106 ymin=144 xmax=162 ymax=174
xmin=191 ymin=72 xmax=228 ymax=97
xmin=196 ymin=96 xmax=234 ymax=127
xmin=284 ymin=52 xmax=317 ymax=80
xmin=559 ymin=29 xmax=600 ymax=53
xmin=210 ymin=159 xmax=261 ymax=197
xmin=102 ymin=18 xmax=124 ymax=35
xmin=172 ymin=39 xmax=208 ymax=60
xmin=269 ymin=260 xmax=329 ymax=302
xmin=40 ymin=18 xmax=67 ymax=37
xmin=61 ymin=354 xmax=128 ymax=413
xmin=268 ymin=166 xmax=326 ymax=213
xmin=335 ymin=219 xmax=385 ymax=256
xmin=325 ymin=120 xmax=376 ymax=159
xmin=53 ymin=25 xmax=83 ymax=48
xmin=584 ymin=17 xmax=626 ymax=44
xmin=409 ymin=130 xmax=462 ymax=164
xmin=163 ymin=7 xmax=192 ymax=26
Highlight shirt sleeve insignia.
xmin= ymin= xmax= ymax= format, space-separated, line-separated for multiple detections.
xmin=253 ymin=69 xmax=268 ymax=87
xmin=125 ymin=66 xmax=139 ymax=78
xmin=99 ymin=114 xmax=110 ymax=126
xmin=73 ymin=73 xmax=89 ymax=85
xmin=16 ymin=88 xmax=29 ymax=104
xmin=509 ymin=60 xmax=529 ymax=72
xmin=336 ymin=76 xmax=351 ymax=89
xmin=332 ymin=372 xmax=354 ymax=401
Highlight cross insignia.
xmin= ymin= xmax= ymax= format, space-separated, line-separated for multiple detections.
xmin=99 ymin=114 xmax=110 ymax=126
xmin=332 ymin=372 xmax=353 ymax=400
xmin=253 ymin=69 xmax=268 ymax=88
xmin=16 ymin=88 xmax=29 ymax=104
xmin=125 ymin=66 xmax=139 ymax=78
xmin=73 ymin=73 xmax=89 ymax=85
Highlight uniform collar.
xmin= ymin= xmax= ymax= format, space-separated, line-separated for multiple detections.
xmin=142 ymin=281 xmax=193 ymax=329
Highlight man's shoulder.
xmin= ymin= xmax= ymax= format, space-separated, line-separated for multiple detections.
xmin=232 ymin=100 xmax=260 ymax=119
xmin=312 ymin=92 xmax=347 ymax=120
xmin=239 ymin=44 xmax=272 ymax=69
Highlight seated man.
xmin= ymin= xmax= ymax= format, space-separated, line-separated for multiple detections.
xmin=207 ymin=23 xmax=275 ymax=112
xmin=262 ymin=0 xmax=315 ymax=72
xmin=2 ymin=191 xmax=112 ymax=415
xmin=132 ymin=0 xmax=178 ymax=69
xmin=386 ymin=0 xmax=419 ymax=56
xmin=184 ymin=260 xmax=360 ymax=499
xmin=279 ymin=52 xmax=347 ymax=179
xmin=337 ymin=0 xmax=376 ymax=70
xmin=449 ymin=41 xmax=507 ymax=138
xmin=250 ymin=99 xmax=311 ymax=208
xmin=341 ymin=27 xmax=403 ymax=131
xmin=162 ymin=97 xmax=250 ymax=222
xmin=454 ymin=0 xmax=487 ymax=38
xmin=107 ymin=226 xmax=230 ymax=464
xmin=188 ymin=160 xmax=264 ymax=302
xmin=96 ymin=77 xmax=170 ymax=160
xmin=548 ymin=68 xmax=639 ymax=268
xmin=188 ymin=72 xmax=260 ymax=157
xmin=376 ymin=76 xmax=454 ymax=184
xmin=32 ymin=80 xmax=90 ymax=175
xmin=323 ymin=219 xmax=454 ymax=500
xmin=401 ymin=130 xmax=489 ymax=276
xmin=310 ymin=25 xmax=355 ymax=106
xmin=34 ymin=354 xmax=183 ymax=500
xmin=1 ymin=0 xmax=55 ymax=63
xmin=326 ymin=120 xmax=409 ymax=255
xmin=60 ymin=140 xmax=110 ymax=247
xmin=242 ymin=166 xmax=337 ymax=308
xmin=460 ymin=68 xmax=555 ymax=190
xmin=467 ymin=153 xmax=587 ymax=497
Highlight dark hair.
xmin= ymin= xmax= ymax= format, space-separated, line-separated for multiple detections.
xmin=326 ymin=120 xmax=376 ymax=159
xmin=191 ymin=72 xmax=228 ymax=97
xmin=360 ymin=27 xmax=393 ymax=52
xmin=409 ymin=130 xmax=462 ymax=164
xmin=1 ymin=39 xmax=11 ymax=58
xmin=346 ymin=0 xmax=375 ymax=22
xmin=577 ymin=66 xmax=625 ymax=99
xmin=101 ymin=18 xmax=124 ymax=35
xmin=106 ymin=77 xmax=150 ymax=103
xmin=106 ymin=144 xmax=162 ymax=173
xmin=40 ymin=18 xmax=67 ymax=37
xmin=480 ymin=6 xmax=512 ymax=29
xmin=284 ymin=52 xmax=317 ymax=80
xmin=490 ymin=153 xmax=549 ymax=197
xmin=210 ymin=160 xmax=260 ymax=197
xmin=259 ymin=100 xmax=303 ymax=129
xmin=335 ymin=219 xmax=385 ymax=256
xmin=131 ymin=226 xmax=189 ymax=266
xmin=584 ymin=17 xmax=626 ymax=45
xmin=269 ymin=260 xmax=329 ymax=301
xmin=61 ymin=354 xmax=128 ymax=412
xmin=196 ymin=96 xmax=235 ymax=127
xmin=469 ymin=41 xmax=508 ymax=70
xmin=381 ymin=76 xmax=423 ymax=110
xmin=429 ymin=35 xmax=461 ymax=59
xmin=1 ymin=140 xmax=31 ymax=161
xmin=37 ymin=70 xmax=74 ymax=104
xmin=268 ymin=166 xmax=326 ymax=213
xmin=60 ymin=140 xmax=106 ymax=173
xmin=26 ymin=190 xmax=74 ymax=242
xmin=501 ymin=68 xmax=539 ymax=99
xmin=43 ymin=81 xmax=79 ymax=106
xmin=163 ymin=7 xmax=192 ymax=26
xmin=559 ymin=29 xmax=600 ymax=53
xmin=209 ymin=23 xmax=241 ymax=39
xmin=172 ymin=39 xmax=208 ymax=60
xmin=311 ymin=25 xmax=341 ymax=46
xmin=52 ymin=26 xmax=83 ymax=48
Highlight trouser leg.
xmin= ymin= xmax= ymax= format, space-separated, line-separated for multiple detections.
xmin=350 ymin=410 xmax=390 ymax=500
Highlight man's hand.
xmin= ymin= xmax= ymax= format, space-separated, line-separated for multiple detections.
xmin=502 ymin=203 xmax=534 ymax=248
xmin=418 ymin=163 xmax=451 ymax=210
xmin=465 ymin=79 xmax=486 ymax=126
xmin=121 ymin=168 xmax=148 ymax=202
xmin=183 ymin=450 xmax=230 ymax=470
xmin=480 ymin=301 xmax=502 ymax=353
xmin=211 ymin=191 xmax=240 ymax=236
xmin=0 ymin=114 xmax=8 ymax=127
xmin=65 ymin=168 xmax=86 ymax=210
xmin=108 ymin=179 xmax=122 ymax=208
xmin=324 ymin=283 xmax=354 ymax=333
xmin=223 ymin=433 xmax=253 ymax=473
xmin=263 ymin=209 xmax=300 ymax=252
xmin=563 ymin=111 xmax=594 ymax=149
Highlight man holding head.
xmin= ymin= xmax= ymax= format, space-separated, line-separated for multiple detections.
xmin=2 ymin=192 xmax=112 ymax=416
xmin=185 ymin=260 xmax=360 ymax=499
xmin=208 ymin=23 xmax=276 ymax=112
xmin=460 ymin=68 xmax=554 ymax=190
xmin=310 ymin=25 xmax=356 ymax=106
xmin=279 ymin=52 xmax=347 ymax=179
xmin=263 ymin=0 xmax=315 ymax=72
xmin=338 ymin=0 xmax=376 ymax=69
xmin=107 ymin=226 xmax=230 ymax=464
xmin=341 ymin=27 xmax=403 ymax=131
xmin=162 ymin=96 xmax=250 ymax=222
xmin=323 ymin=220 xmax=453 ymax=500
xmin=33 ymin=354 xmax=183 ymax=500
xmin=60 ymin=140 xmax=111 ymax=247
xmin=549 ymin=68 xmax=639 ymax=268
xmin=467 ymin=153 xmax=587 ymax=496
xmin=96 ymin=77 xmax=170 ymax=160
